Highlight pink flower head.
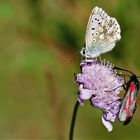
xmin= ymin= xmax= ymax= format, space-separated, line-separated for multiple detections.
xmin=74 ymin=59 xmax=124 ymax=132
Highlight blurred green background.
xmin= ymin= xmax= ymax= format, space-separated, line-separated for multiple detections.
xmin=1 ymin=0 xmax=140 ymax=139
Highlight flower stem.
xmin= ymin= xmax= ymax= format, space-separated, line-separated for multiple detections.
xmin=69 ymin=101 xmax=79 ymax=140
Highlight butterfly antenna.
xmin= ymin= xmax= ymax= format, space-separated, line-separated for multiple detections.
xmin=136 ymin=76 xmax=140 ymax=79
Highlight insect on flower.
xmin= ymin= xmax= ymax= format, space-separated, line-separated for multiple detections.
xmin=81 ymin=6 xmax=121 ymax=58
xmin=74 ymin=59 xmax=124 ymax=132
xmin=114 ymin=67 xmax=140 ymax=125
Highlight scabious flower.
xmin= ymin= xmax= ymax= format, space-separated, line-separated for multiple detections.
xmin=74 ymin=59 xmax=124 ymax=132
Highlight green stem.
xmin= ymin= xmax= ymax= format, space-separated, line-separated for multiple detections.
xmin=69 ymin=101 xmax=79 ymax=140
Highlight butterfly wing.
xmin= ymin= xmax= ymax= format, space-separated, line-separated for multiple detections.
xmin=81 ymin=6 xmax=121 ymax=58
xmin=119 ymin=82 xmax=138 ymax=125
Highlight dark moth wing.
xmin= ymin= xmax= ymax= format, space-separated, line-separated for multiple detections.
xmin=119 ymin=75 xmax=139 ymax=125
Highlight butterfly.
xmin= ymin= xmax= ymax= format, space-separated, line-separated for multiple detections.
xmin=113 ymin=67 xmax=140 ymax=125
xmin=81 ymin=6 xmax=121 ymax=58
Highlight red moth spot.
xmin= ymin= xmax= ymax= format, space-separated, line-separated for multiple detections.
xmin=126 ymin=109 xmax=132 ymax=117
xmin=123 ymin=106 xmax=131 ymax=116
xmin=125 ymin=96 xmax=133 ymax=105
xmin=129 ymin=83 xmax=135 ymax=92
xmin=123 ymin=105 xmax=127 ymax=111
xmin=126 ymin=96 xmax=129 ymax=101
xmin=128 ymin=98 xmax=133 ymax=105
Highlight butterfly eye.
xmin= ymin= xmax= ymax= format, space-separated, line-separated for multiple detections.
xmin=82 ymin=48 xmax=85 ymax=55
xmin=84 ymin=43 xmax=86 ymax=47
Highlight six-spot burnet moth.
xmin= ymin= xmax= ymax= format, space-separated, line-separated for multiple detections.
xmin=114 ymin=67 xmax=140 ymax=125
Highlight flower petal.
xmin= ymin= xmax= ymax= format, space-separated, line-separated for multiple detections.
xmin=79 ymin=84 xmax=93 ymax=100
xmin=102 ymin=116 xmax=113 ymax=132
xmin=78 ymin=97 xmax=84 ymax=106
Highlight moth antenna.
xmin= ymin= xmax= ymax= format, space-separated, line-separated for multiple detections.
xmin=136 ymin=76 xmax=140 ymax=79
xmin=113 ymin=66 xmax=135 ymax=75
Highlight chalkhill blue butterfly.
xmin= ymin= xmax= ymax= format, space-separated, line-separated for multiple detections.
xmin=81 ymin=6 xmax=121 ymax=58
